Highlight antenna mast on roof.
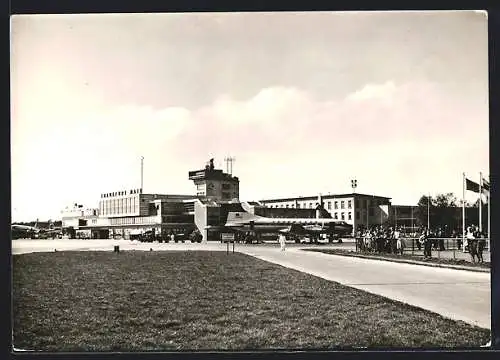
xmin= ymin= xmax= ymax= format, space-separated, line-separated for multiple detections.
xmin=224 ymin=156 xmax=235 ymax=175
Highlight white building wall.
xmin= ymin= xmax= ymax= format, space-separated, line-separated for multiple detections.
xmin=62 ymin=218 xmax=79 ymax=228
xmin=262 ymin=194 xmax=391 ymax=235
xmin=62 ymin=205 xmax=100 ymax=229
xmin=194 ymin=200 xmax=208 ymax=243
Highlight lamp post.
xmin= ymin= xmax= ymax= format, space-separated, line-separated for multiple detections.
xmin=427 ymin=193 xmax=430 ymax=231
xmin=140 ymin=156 xmax=144 ymax=191
xmin=351 ymin=179 xmax=357 ymax=234
xmin=411 ymin=206 xmax=414 ymax=234
xmin=395 ymin=206 xmax=397 ymax=229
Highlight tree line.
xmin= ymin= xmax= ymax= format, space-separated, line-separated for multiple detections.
xmin=413 ymin=193 xmax=488 ymax=231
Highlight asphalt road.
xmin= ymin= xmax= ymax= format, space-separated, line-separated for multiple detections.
xmin=12 ymin=239 xmax=491 ymax=330
xmin=240 ymin=244 xmax=491 ymax=330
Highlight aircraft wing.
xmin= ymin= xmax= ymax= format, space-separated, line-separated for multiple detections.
xmin=12 ymin=224 xmax=39 ymax=232
xmin=224 ymin=210 xmax=352 ymax=235
xmin=43 ymin=228 xmax=62 ymax=234
xmin=303 ymin=224 xmax=326 ymax=231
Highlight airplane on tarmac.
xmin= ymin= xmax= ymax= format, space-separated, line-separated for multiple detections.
xmin=223 ymin=207 xmax=353 ymax=243
xmin=11 ymin=220 xmax=62 ymax=239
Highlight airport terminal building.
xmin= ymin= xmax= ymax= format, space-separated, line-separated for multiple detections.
xmin=260 ymin=193 xmax=392 ymax=232
xmin=60 ymin=159 xmax=395 ymax=240
xmin=61 ymin=204 xmax=104 ymax=239
xmin=61 ymin=159 xmax=243 ymax=241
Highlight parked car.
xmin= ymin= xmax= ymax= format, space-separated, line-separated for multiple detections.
xmin=189 ymin=230 xmax=203 ymax=243
xmin=139 ymin=230 xmax=155 ymax=242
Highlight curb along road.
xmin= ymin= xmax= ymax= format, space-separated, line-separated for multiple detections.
xmin=301 ymin=249 xmax=490 ymax=273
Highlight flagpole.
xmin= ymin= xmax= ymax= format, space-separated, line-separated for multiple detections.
xmin=488 ymin=175 xmax=491 ymax=253
xmin=479 ymin=172 xmax=482 ymax=233
xmin=411 ymin=206 xmax=414 ymax=234
xmin=427 ymin=193 xmax=430 ymax=230
xmin=462 ymin=173 xmax=466 ymax=249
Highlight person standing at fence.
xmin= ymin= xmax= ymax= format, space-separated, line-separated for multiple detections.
xmin=418 ymin=230 xmax=425 ymax=253
xmin=416 ymin=228 xmax=423 ymax=251
xmin=454 ymin=229 xmax=462 ymax=250
xmin=477 ymin=230 xmax=486 ymax=263
xmin=390 ymin=227 xmax=397 ymax=254
xmin=438 ymin=228 xmax=446 ymax=251
xmin=465 ymin=226 xmax=474 ymax=253
xmin=420 ymin=229 xmax=430 ymax=259
xmin=362 ymin=229 xmax=370 ymax=252
xmin=425 ymin=229 xmax=433 ymax=259
xmin=395 ymin=228 xmax=404 ymax=255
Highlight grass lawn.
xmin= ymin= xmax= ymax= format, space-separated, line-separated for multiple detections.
xmin=303 ymin=248 xmax=490 ymax=269
xmin=13 ymin=251 xmax=490 ymax=351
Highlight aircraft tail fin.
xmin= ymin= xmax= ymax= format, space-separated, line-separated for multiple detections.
xmin=226 ymin=210 xmax=259 ymax=225
xmin=290 ymin=223 xmax=307 ymax=234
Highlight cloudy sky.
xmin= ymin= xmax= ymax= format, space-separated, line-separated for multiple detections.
xmin=11 ymin=11 xmax=489 ymax=222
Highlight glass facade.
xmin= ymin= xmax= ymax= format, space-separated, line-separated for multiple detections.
xmin=99 ymin=195 xmax=142 ymax=217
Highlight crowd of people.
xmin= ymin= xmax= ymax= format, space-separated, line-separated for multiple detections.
xmin=355 ymin=224 xmax=488 ymax=262
xmin=356 ymin=225 xmax=407 ymax=255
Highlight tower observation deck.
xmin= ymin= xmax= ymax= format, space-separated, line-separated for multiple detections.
xmin=188 ymin=158 xmax=240 ymax=202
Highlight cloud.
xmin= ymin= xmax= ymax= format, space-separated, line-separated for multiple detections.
xmin=170 ymin=79 xmax=487 ymax=160
xmin=11 ymin=79 xmax=488 ymax=220
xmin=346 ymin=80 xmax=397 ymax=102
xmin=202 ymin=87 xmax=312 ymax=126
xmin=15 ymin=80 xmax=487 ymax=172
xmin=169 ymin=80 xmax=487 ymax=202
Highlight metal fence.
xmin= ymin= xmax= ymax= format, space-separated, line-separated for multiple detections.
xmin=355 ymin=237 xmax=490 ymax=262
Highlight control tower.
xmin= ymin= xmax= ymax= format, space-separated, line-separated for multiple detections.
xmin=188 ymin=158 xmax=240 ymax=202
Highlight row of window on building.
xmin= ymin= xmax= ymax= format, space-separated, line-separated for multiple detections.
xmin=265 ymin=207 xmax=375 ymax=222
xmin=267 ymin=198 xmax=386 ymax=210
xmin=108 ymin=215 xmax=192 ymax=226
xmin=331 ymin=209 xmax=375 ymax=221
xmin=110 ymin=216 xmax=157 ymax=226
xmin=268 ymin=200 xmax=353 ymax=209
xmin=100 ymin=197 xmax=140 ymax=216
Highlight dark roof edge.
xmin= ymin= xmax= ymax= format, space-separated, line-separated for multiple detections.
xmin=259 ymin=193 xmax=392 ymax=202
xmin=144 ymin=194 xmax=197 ymax=198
